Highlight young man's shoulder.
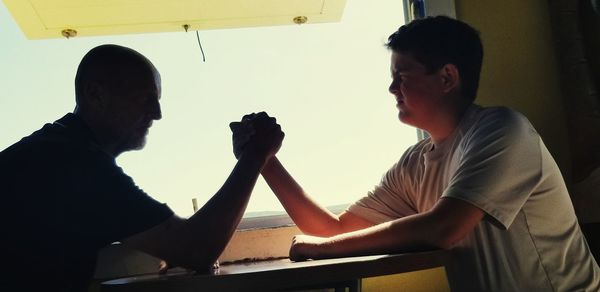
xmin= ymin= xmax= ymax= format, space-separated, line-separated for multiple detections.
xmin=461 ymin=105 xmax=539 ymax=151
xmin=475 ymin=105 xmax=529 ymax=124
xmin=467 ymin=105 xmax=534 ymax=136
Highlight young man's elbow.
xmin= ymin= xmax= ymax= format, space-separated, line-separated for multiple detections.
xmin=427 ymin=227 xmax=467 ymax=250
xmin=430 ymin=236 xmax=459 ymax=250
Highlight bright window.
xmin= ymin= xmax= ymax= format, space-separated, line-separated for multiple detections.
xmin=0 ymin=0 xmax=414 ymax=218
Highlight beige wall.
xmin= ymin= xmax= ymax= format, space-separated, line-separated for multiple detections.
xmin=455 ymin=0 xmax=572 ymax=180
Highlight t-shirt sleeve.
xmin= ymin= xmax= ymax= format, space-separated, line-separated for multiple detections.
xmin=347 ymin=152 xmax=419 ymax=224
xmin=442 ymin=108 xmax=542 ymax=229
xmin=64 ymin=152 xmax=174 ymax=245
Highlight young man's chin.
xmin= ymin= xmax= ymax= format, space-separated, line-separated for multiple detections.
xmin=398 ymin=111 xmax=411 ymax=125
xmin=398 ymin=114 xmax=423 ymax=131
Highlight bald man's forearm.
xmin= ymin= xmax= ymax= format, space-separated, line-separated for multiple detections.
xmin=123 ymin=153 xmax=265 ymax=271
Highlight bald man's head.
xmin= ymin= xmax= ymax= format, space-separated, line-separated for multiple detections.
xmin=75 ymin=44 xmax=158 ymax=106
xmin=74 ymin=44 xmax=162 ymax=156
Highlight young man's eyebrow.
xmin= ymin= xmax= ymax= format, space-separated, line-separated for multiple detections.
xmin=392 ymin=66 xmax=409 ymax=74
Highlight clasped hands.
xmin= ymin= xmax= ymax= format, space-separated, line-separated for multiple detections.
xmin=230 ymin=112 xmax=332 ymax=262
xmin=229 ymin=112 xmax=284 ymax=162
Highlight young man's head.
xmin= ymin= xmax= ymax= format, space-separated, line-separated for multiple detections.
xmin=387 ymin=16 xmax=483 ymax=102
xmin=74 ymin=44 xmax=162 ymax=156
xmin=386 ymin=16 xmax=483 ymax=132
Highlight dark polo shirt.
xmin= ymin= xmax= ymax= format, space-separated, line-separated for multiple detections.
xmin=0 ymin=113 xmax=173 ymax=291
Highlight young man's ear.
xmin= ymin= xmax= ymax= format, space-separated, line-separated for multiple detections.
xmin=439 ymin=64 xmax=461 ymax=93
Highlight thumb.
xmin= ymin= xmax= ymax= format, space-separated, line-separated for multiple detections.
xmin=229 ymin=122 xmax=243 ymax=132
xmin=230 ymin=122 xmax=256 ymax=135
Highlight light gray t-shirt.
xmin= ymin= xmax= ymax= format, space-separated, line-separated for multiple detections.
xmin=348 ymin=105 xmax=600 ymax=291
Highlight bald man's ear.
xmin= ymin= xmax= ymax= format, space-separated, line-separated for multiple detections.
xmin=82 ymin=82 xmax=109 ymax=110
xmin=439 ymin=64 xmax=461 ymax=94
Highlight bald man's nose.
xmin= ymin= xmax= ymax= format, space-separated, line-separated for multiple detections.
xmin=150 ymin=99 xmax=162 ymax=120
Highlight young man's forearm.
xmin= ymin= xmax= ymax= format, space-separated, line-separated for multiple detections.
xmin=292 ymin=198 xmax=485 ymax=261
xmin=261 ymin=157 xmax=349 ymax=236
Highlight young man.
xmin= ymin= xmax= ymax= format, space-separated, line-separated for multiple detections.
xmin=0 ymin=44 xmax=284 ymax=291
xmin=233 ymin=16 xmax=600 ymax=291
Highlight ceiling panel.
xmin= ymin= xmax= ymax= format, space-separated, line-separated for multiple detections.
xmin=2 ymin=0 xmax=346 ymax=39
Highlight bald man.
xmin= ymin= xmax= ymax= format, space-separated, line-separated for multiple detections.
xmin=0 ymin=44 xmax=284 ymax=291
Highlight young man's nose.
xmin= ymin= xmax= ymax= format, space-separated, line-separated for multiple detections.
xmin=389 ymin=80 xmax=400 ymax=95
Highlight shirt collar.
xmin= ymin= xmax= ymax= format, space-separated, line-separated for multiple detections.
xmin=53 ymin=113 xmax=107 ymax=155
xmin=54 ymin=113 xmax=94 ymax=139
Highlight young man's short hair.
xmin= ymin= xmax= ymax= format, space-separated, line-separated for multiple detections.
xmin=386 ymin=16 xmax=483 ymax=102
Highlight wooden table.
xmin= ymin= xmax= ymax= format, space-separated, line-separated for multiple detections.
xmin=101 ymin=250 xmax=450 ymax=292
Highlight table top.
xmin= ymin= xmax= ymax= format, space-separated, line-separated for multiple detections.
xmin=101 ymin=250 xmax=450 ymax=292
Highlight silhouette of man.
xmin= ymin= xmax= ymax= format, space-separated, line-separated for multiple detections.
xmin=0 ymin=44 xmax=284 ymax=291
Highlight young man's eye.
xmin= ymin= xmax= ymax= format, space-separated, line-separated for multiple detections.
xmin=391 ymin=73 xmax=405 ymax=81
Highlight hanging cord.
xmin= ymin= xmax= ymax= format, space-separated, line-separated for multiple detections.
xmin=195 ymin=30 xmax=206 ymax=62
xmin=183 ymin=24 xmax=206 ymax=62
